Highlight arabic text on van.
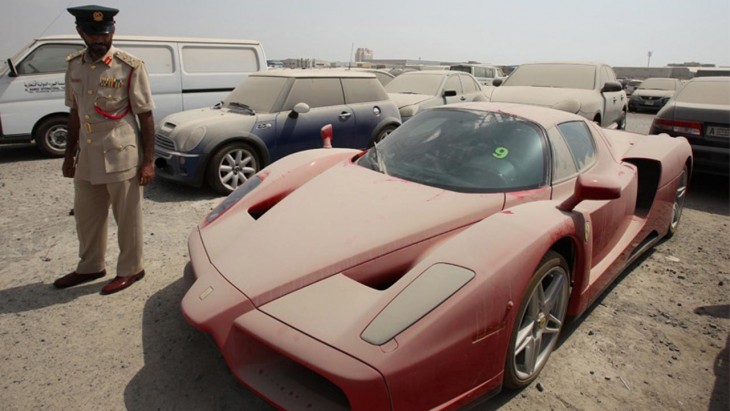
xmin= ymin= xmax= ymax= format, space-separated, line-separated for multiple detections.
xmin=24 ymin=80 xmax=65 ymax=93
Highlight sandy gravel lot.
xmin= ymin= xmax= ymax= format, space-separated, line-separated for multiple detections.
xmin=0 ymin=113 xmax=727 ymax=410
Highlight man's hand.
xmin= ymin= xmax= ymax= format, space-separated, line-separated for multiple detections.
xmin=139 ymin=161 xmax=154 ymax=186
xmin=62 ymin=156 xmax=76 ymax=178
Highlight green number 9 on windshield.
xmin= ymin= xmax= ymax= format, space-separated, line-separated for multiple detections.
xmin=492 ymin=147 xmax=509 ymax=159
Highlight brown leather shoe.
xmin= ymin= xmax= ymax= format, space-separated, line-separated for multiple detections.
xmin=53 ymin=270 xmax=106 ymax=289
xmin=100 ymin=270 xmax=145 ymax=295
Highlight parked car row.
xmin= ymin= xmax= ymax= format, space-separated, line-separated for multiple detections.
xmin=628 ymin=77 xmax=682 ymax=112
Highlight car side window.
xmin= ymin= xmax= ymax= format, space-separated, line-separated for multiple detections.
xmin=557 ymin=121 xmax=597 ymax=172
xmin=460 ymin=75 xmax=479 ymax=93
xmin=444 ymin=75 xmax=462 ymax=94
xmin=546 ymin=128 xmax=578 ymax=182
xmin=342 ymin=78 xmax=388 ymax=104
xmin=283 ymin=78 xmax=344 ymax=110
xmin=16 ymin=44 xmax=84 ymax=75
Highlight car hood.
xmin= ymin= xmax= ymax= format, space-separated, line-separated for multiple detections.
xmin=489 ymin=86 xmax=596 ymax=111
xmin=387 ymin=92 xmax=435 ymax=108
xmin=161 ymin=107 xmax=258 ymax=131
xmin=202 ymin=161 xmax=504 ymax=307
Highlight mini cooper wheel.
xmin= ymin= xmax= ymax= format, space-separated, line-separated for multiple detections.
xmin=666 ymin=165 xmax=688 ymax=238
xmin=504 ymin=251 xmax=570 ymax=389
xmin=207 ymin=142 xmax=260 ymax=195
xmin=372 ymin=124 xmax=397 ymax=146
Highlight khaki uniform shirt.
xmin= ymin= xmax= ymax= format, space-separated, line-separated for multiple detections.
xmin=65 ymin=46 xmax=154 ymax=184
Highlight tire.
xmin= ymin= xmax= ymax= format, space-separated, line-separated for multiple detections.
xmin=665 ymin=165 xmax=688 ymax=239
xmin=504 ymin=251 xmax=570 ymax=389
xmin=372 ymin=124 xmax=397 ymax=146
xmin=206 ymin=142 xmax=260 ymax=196
xmin=35 ymin=116 xmax=68 ymax=157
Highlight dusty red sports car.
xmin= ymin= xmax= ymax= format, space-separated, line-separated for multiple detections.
xmin=181 ymin=102 xmax=692 ymax=410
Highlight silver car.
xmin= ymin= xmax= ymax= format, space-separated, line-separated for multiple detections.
xmin=628 ymin=77 xmax=681 ymax=112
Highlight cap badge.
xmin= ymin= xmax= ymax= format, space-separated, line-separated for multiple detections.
xmin=93 ymin=11 xmax=104 ymax=22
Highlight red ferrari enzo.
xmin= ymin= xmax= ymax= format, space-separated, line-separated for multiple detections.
xmin=181 ymin=102 xmax=692 ymax=410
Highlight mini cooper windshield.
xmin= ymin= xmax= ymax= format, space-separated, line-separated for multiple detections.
xmin=359 ymin=108 xmax=548 ymax=193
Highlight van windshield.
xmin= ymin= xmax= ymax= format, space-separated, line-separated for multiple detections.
xmin=224 ymin=76 xmax=289 ymax=113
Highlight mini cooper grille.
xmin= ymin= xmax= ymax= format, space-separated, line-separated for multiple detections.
xmin=155 ymin=134 xmax=176 ymax=151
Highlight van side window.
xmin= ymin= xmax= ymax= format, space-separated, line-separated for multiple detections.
xmin=181 ymin=46 xmax=259 ymax=73
xmin=122 ymin=45 xmax=174 ymax=74
xmin=342 ymin=78 xmax=387 ymax=104
xmin=16 ymin=44 xmax=84 ymax=75
xmin=283 ymin=78 xmax=344 ymax=110
xmin=556 ymin=121 xmax=597 ymax=172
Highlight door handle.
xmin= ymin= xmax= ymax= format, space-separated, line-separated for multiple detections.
xmin=339 ymin=112 xmax=352 ymax=120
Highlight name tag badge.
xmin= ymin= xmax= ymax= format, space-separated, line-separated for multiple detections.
xmin=99 ymin=77 xmax=123 ymax=89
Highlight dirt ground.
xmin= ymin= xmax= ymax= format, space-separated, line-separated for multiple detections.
xmin=0 ymin=113 xmax=728 ymax=410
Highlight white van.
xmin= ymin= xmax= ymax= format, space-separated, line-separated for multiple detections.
xmin=449 ymin=64 xmax=505 ymax=87
xmin=0 ymin=35 xmax=266 ymax=156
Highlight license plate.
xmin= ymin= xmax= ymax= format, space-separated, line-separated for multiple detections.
xmin=707 ymin=126 xmax=729 ymax=138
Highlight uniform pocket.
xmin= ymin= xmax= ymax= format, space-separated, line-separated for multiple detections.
xmin=102 ymin=122 xmax=138 ymax=173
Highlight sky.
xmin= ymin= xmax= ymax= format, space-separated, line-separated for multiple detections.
xmin=2 ymin=0 xmax=729 ymax=68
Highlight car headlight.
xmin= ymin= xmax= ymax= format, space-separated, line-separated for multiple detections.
xmin=203 ymin=171 xmax=268 ymax=226
xmin=361 ymin=263 xmax=475 ymax=345
xmin=180 ymin=126 xmax=207 ymax=152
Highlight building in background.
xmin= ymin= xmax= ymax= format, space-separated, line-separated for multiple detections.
xmin=355 ymin=48 xmax=373 ymax=62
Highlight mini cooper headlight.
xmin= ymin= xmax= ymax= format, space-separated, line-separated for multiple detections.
xmin=181 ymin=126 xmax=207 ymax=152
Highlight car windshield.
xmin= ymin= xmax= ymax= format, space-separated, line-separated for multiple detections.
xmin=358 ymin=109 xmax=547 ymax=193
xmin=674 ymin=80 xmax=730 ymax=105
xmin=223 ymin=76 xmax=289 ymax=113
xmin=385 ymin=73 xmax=445 ymax=96
xmin=504 ymin=64 xmax=596 ymax=90
xmin=638 ymin=78 xmax=678 ymax=90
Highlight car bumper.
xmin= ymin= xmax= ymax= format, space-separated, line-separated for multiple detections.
xmin=154 ymin=146 xmax=208 ymax=187
xmin=629 ymin=98 xmax=668 ymax=111
xmin=181 ymin=228 xmax=391 ymax=410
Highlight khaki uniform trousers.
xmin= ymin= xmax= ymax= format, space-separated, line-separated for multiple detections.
xmin=74 ymin=176 xmax=143 ymax=277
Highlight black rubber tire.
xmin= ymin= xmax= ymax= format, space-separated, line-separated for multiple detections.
xmin=35 ymin=116 xmax=68 ymax=157
xmin=372 ymin=124 xmax=397 ymax=146
xmin=504 ymin=251 xmax=570 ymax=389
xmin=206 ymin=142 xmax=260 ymax=196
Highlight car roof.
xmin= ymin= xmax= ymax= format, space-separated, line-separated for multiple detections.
xmin=433 ymin=101 xmax=587 ymax=127
xmin=520 ymin=61 xmax=608 ymax=67
xmin=397 ymin=71 xmax=460 ymax=77
xmin=35 ymin=34 xmax=262 ymax=45
xmin=253 ymin=69 xmax=376 ymax=79
xmin=686 ymin=76 xmax=730 ymax=83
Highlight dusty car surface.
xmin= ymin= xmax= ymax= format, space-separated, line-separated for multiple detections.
xmin=154 ymin=69 xmax=400 ymax=194
xmin=487 ymin=62 xmax=628 ymax=129
xmin=624 ymin=79 xmax=642 ymax=96
xmin=181 ymin=102 xmax=692 ymax=410
xmin=629 ymin=77 xmax=682 ymax=112
xmin=650 ymin=76 xmax=729 ymax=176
xmin=385 ymin=70 xmax=486 ymax=121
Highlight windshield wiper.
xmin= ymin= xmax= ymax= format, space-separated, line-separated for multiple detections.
xmin=228 ymin=102 xmax=255 ymax=115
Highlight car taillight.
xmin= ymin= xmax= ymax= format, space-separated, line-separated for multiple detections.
xmin=652 ymin=118 xmax=702 ymax=136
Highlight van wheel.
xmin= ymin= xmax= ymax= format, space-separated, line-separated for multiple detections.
xmin=35 ymin=116 xmax=68 ymax=157
xmin=206 ymin=142 xmax=260 ymax=195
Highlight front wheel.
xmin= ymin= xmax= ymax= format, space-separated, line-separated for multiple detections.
xmin=35 ymin=116 xmax=68 ymax=157
xmin=504 ymin=251 xmax=570 ymax=389
xmin=206 ymin=142 xmax=260 ymax=196
xmin=372 ymin=124 xmax=397 ymax=146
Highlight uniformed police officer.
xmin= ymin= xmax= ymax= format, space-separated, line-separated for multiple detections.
xmin=53 ymin=5 xmax=155 ymax=295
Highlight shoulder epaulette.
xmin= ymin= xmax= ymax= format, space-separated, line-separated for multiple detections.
xmin=114 ymin=50 xmax=142 ymax=68
xmin=66 ymin=49 xmax=85 ymax=62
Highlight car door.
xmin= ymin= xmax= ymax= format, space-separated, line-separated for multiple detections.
xmin=549 ymin=121 xmax=636 ymax=267
xmin=341 ymin=77 xmax=391 ymax=147
xmin=459 ymin=74 xmax=484 ymax=102
xmin=272 ymin=77 xmax=354 ymax=160
xmin=442 ymin=74 xmax=464 ymax=104
xmin=600 ymin=65 xmax=623 ymax=126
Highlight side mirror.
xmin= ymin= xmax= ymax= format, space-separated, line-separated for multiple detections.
xmin=6 ymin=58 xmax=18 ymax=77
xmin=558 ymin=173 xmax=621 ymax=212
xmin=492 ymin=78 xmax=503 ymax=87
xmin=289 ymin=102 xmax=310 ymax=119
xmin=601 ymin=81 xmax=623 ymax=93
xmin=442 ymin=89 xmax=457 ymax=97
